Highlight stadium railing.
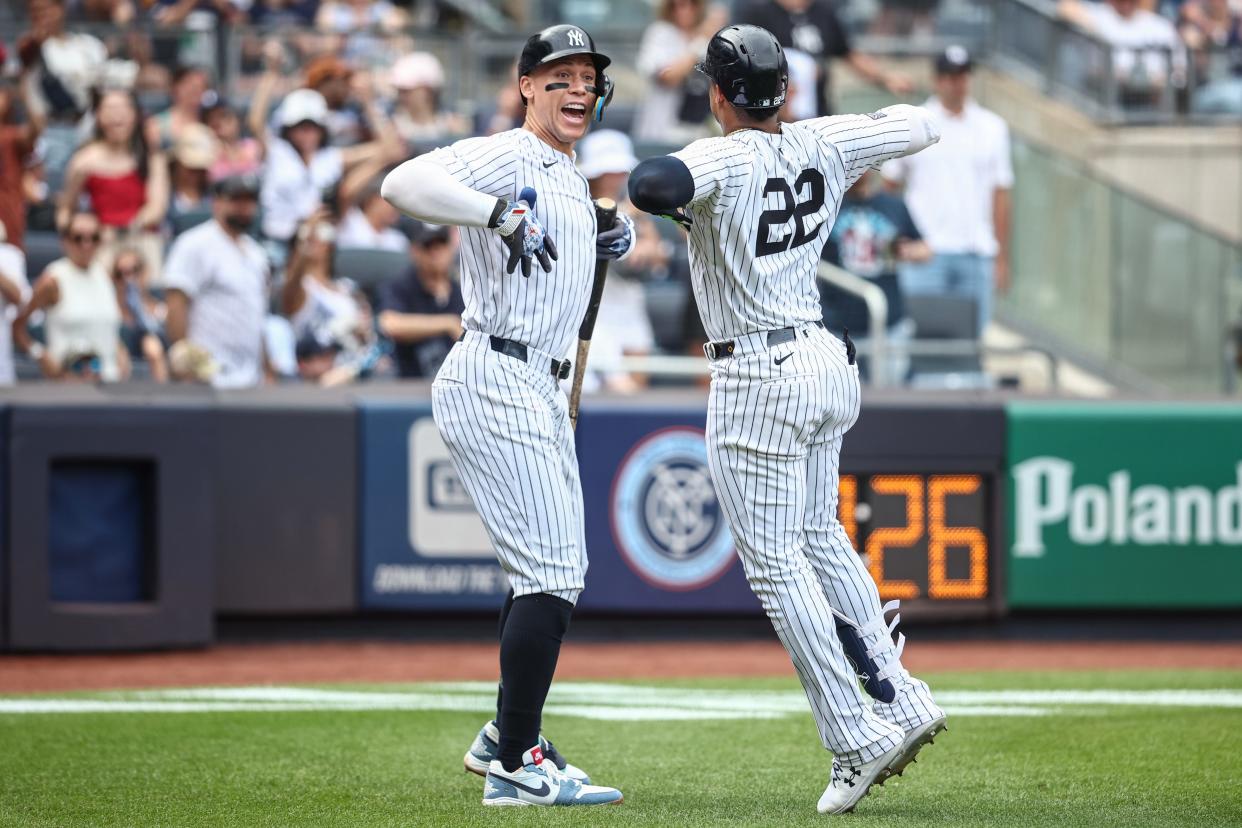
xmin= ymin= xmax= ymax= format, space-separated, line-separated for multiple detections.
xmin=617 ymin=264 xmax=1062 ymax=393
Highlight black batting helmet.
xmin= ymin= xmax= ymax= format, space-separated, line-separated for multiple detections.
xmin=697 ymin=24 xmax=788 ymax=110
xmin=517 ymin=24 xmax=614 ymax=121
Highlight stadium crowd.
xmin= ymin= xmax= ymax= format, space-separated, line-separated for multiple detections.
xmin=0 ymin=0 xmax=1236 ymax=388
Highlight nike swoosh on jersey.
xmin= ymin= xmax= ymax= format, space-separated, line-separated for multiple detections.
xmin=542 ymin=161 xmax=557 ymax=168
xmin=774 ymin=353 xmax=793 ymax=366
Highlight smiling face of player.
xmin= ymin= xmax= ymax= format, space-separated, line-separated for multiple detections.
xmin=520 ymin=56 xmax=599 ymax=154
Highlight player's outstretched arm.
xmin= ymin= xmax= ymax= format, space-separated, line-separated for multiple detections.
xmin=380 ymin=160 xmax=557 ymax=277
xmin=877 ymin=104 xmax=940 ymax=158
xmin=805 ymin=104 xmax=940 ymax=186
xmin=628 ymin=155 xmax=696 ymax=228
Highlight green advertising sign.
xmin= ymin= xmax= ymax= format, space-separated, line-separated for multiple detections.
xmin=1007 ymin=402 xmax=1242 ymax=608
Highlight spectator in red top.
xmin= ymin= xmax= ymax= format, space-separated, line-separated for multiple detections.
xmin=59 ymin=89 xmax=170 ymax=281
xmin=0 ymin=73 xmax=46 ymax=251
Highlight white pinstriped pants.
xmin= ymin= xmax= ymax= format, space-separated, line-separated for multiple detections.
xmin=432 ymin=331 xmax=587 ymax=603
xmin=707 ymin=323 xmax=937 ymax=764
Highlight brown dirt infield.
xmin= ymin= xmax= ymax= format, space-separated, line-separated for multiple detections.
xmin=3 ymin=640 xmax=1242 ymax=693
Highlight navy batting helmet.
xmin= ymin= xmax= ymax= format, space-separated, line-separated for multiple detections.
xmin=517 ymin=24 xmax=614 ymax=121
xmin=697 ymin=24 xmax=788 ymax=110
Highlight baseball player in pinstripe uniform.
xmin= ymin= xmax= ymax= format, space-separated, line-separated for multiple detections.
xmin=629 ymin=25 xmax=946 ymax=815
xmin=381 ymin=25 xmax=633 ymax=808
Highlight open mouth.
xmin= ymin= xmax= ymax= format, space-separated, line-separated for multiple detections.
xmin=560 ymin=102 xmax=587 ymax=126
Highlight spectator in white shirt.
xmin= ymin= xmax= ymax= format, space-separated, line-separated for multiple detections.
xmin=1059 ymin=0 xmax=1185 ymax=100
xmin=882 ymin=47 xmax=1014 ymax=335
xmin=163 ymin=173 xmax=269 ymax=388
xmin=247 ymin=42 xmax=403 ymax=247
xmin=633 ymin=0 xmax=729 ymax=143
xmin=13 ymin=210 xmax=124 ymax=382
xmin=0 ymin=222 xmax=31 ymax=385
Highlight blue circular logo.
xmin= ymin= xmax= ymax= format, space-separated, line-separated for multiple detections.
xmin=611 ymin=427 xmax=735 ymax=591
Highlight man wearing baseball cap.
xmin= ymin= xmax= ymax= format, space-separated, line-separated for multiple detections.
xmin=375 ymin=221 xmax=465 ymax=379
xmin=881 ymin=45 xmax=1014 ymax=336
xmin=164 ymin=173 xmax=269 ymax=388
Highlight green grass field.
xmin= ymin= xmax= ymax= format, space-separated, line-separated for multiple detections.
xmin=3 ymin=671 xmax=1242 ymax=827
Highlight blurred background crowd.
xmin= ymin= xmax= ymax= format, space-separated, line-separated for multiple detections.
xmin=0 ymin=0 xmax=1238 ymax=391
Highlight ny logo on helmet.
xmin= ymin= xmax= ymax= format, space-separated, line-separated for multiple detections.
xmin=567 ymin=28 xmax=585 ymax=47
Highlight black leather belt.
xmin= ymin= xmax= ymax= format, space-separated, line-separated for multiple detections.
xmin=488 ymin=334 xmax=572 ymax=380
xmin=705 ymin=322 xmax=825 ymax=360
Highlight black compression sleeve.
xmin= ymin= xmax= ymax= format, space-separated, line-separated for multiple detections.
xmin=628 ymin=156 xmax=695 ymax=216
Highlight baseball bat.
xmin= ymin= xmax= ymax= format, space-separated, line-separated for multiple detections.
xmin=568 ymin=197 xmax=618 ymax=431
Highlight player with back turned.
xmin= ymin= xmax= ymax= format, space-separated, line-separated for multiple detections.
xmin=380 ymin=24 xmax=635 ymax=808
xmin=628 ymin=24 xmax=946 ymax=815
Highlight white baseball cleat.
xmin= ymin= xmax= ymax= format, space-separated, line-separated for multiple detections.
xmin=877 ymin=714 xmax=948 ymax=785
xmin=481 ymin=746 xmax=623 ymax=807
xmin=817 ymin=742 xmax=903 ymax=815
xmin=463 ymin=719 xmax=591 ymax=783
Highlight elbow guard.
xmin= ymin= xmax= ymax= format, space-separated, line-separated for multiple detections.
xmin=628 ymin=156 xmax=695 ymax=216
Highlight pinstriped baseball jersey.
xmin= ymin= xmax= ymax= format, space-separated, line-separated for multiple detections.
xmin=421 ymin=129 xmax=596 ymax=358
xmin=678 ymin=109 xmax=946 ymax=768
xmin=672 ymin=111 xmax=924 ymax=343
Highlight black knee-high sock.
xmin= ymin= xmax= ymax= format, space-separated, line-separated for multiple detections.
xmin=497 ymin=593 xmax=573 ymax=772
xmin=495 ymin=589 xmax=515 ymax=723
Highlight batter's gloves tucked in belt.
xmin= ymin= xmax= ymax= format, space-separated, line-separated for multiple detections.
xmin=491 ymin=188 xmax=558 ymax=278
xmin=596 ymin=212 xmax=636 ymax=261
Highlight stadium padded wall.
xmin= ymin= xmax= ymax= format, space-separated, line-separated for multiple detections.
xmin=5 ymin=388 xmax=1242 ymax=652
xmin=357 ymin=391 xmax=1008 ymax=620
xmin=5 ymin=400 xmax=215 ymax=650
xmin=213 ymin=395 xmax=358 ymax=614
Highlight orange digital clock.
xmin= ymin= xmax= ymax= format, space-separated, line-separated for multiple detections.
xmin=838 ymin=474 xmax=993 ymax=608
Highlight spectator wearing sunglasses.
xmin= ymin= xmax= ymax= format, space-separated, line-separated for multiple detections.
xmin=14 ymin=210 xmax=125 ymax=381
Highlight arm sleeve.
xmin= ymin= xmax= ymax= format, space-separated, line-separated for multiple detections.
xmin=628 ymin=155 xmax=696 ymax=215
xmin=160 ymin=235 xmax=203 ymax=299
xmin=806 ymin=104 xmax=940 ymax=188
xmin=381 ymin=151 xmax=502 ymax=229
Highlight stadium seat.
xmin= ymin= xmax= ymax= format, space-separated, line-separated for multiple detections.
xmin=333 ymin=247 xmax=408 ymax=301
xmin=644 ymin=277 xmax=690 ymax=354
xmin=23 ymin=231 xmax=63 ymax=280
xmin=170 ymin=207 xmax=215 ymax=237
xmin=905 ymin=294 xmax=990 ymax=388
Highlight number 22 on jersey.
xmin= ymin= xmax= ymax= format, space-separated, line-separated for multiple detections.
xmin=755 ymin=168 xmax=827 ymax=258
